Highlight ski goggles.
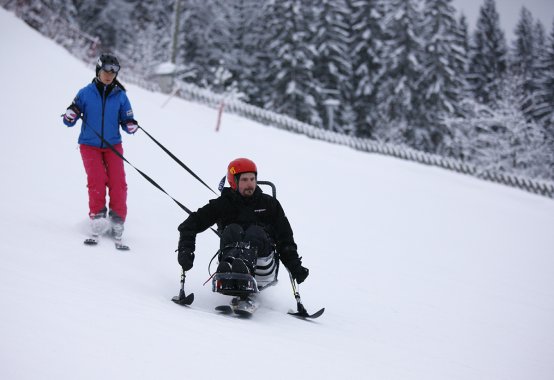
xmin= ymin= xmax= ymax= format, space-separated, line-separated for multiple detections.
xmin=100 ymin=63 xmax=120 ymax=73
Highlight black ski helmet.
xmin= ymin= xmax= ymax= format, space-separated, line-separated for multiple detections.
xmin=95 ymin=53 xmax=120 ymax=76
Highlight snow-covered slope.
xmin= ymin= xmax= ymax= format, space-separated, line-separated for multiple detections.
xmin=1 ymin=8 xmax=553 ymax=380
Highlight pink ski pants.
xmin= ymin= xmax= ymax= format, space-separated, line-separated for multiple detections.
xmin=80 ymin=143 xmax=127 ymax=221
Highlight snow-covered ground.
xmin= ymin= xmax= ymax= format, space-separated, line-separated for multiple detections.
xmin=1 ymin=8 xmax=554 ymax=380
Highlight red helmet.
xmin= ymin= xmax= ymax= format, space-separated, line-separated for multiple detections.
xmin=227 ymin=158 xmax=257 ymax=190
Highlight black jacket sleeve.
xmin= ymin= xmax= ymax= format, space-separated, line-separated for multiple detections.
xmin=272 ymin=199 xmax=300 ymax=269
xmin=177 ymin=198 xmax=222 ymax=252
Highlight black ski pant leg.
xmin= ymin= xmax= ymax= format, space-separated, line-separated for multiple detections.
xmin=220 ymin=224 xmax=244 ymax=249
xmin=219 ymin=224 xmax=244 ymax=263
xmin=244 ymin=225 xmax=271 ymax=257
xmin=219 ymin=224 xmax=269 ymax=270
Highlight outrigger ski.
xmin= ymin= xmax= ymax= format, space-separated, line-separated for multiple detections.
xmin=172 ymin=270 xmax=195 ymax=306
xmin=172 ymin=290 xmax=194 ymax=306
xmin=288 ymin=306 xmax=325 ymax=319
xmin=287 ymin=273 xmax=325 ymax=319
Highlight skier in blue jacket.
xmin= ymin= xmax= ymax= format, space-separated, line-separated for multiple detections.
xmin=62 ymin=53 xmax=138 ymax=244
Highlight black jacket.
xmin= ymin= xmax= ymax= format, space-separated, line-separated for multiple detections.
xmin=178 ymin=186 xmax=300 ymax=268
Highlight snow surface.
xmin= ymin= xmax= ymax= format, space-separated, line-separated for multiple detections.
xmin=1 ymin=8 xmax=554 ymax=380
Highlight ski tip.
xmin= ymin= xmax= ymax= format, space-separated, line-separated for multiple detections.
xmin=309 ymin=307 xmax=325 ymax=319
xmin=233 ymin=309 xmax=254 ymax=318
xmin=215 ymin=305 xmax=233 ymax=314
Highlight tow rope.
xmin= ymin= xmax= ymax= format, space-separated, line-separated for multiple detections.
xmin=86 ymin=124 xmax=220 ymax=236
xmin=138 ymin=126 xmax=218 ymax=196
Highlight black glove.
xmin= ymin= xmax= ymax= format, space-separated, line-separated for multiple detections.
xmin=177 ymin=247 xmax=195 ymax=271
xmin=288 ymin=258 xmax=309 ymax=284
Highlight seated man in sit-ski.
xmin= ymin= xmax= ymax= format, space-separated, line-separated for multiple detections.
xmin=176 ymin=158 xmax=309 ymax=284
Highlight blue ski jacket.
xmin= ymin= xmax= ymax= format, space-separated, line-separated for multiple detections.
xmin=63 ymin=79 xmax=136 ymax=148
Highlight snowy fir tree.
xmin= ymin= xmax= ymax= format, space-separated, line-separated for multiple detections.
xmin=3 ymin=1 xmax=75 ymax=37
xmin=347 ymin=0 xmax=385 ymax=138
xmin=374 ymin=0 xmax=426 ymax=149
xmin=534 ymin=20 xmax=554 ymax=129
xmin=511 ymin=7 xmax=540 ymax=122
xmin=261 ymin=0 xmax=320 ymax=126
xmin=512 ymin=8 xmax=536 ymax=78
xmin=533 ymin=19 xmax=554 ymax=174
xmin=47 ymin=0 xmax=78 ymax=28
xmin=73 ymin=0 xmax=124 ymax=51
xmin=125 ymin=1 xmax=173 ymax=69
xmin=418 ymin=0 xmax=465 ymax=153
xmin=453 ymin=14 xmax=471 ymax=98
xmin=527 ymin=20 xmax=548 ymax=125
xmin=527 ymin=20 xmax=551 ymax=125
xmin=495 ymin=79 xmax=552 ymax=180
xmin=311 ymin=0 xmax=352 ymax=132
xmin=468 ymin=0 xmax=508 ymax=108
xmin=445 ymin=79 xmax=551 ymax=181
xmin=227 ymin=0 xmax=272 ymax=103
xmin=177 ymin=0 xmax=227 ymax=88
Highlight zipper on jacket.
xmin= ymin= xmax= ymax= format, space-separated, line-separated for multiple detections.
xmin=101 ymin=85 xmax=107 ymax=148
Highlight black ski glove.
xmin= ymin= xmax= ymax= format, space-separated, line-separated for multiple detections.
xmin=288 ymin=258 xmax=309 ymax=284
xmin=177 ymin=247 xmax=195 ymax=271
